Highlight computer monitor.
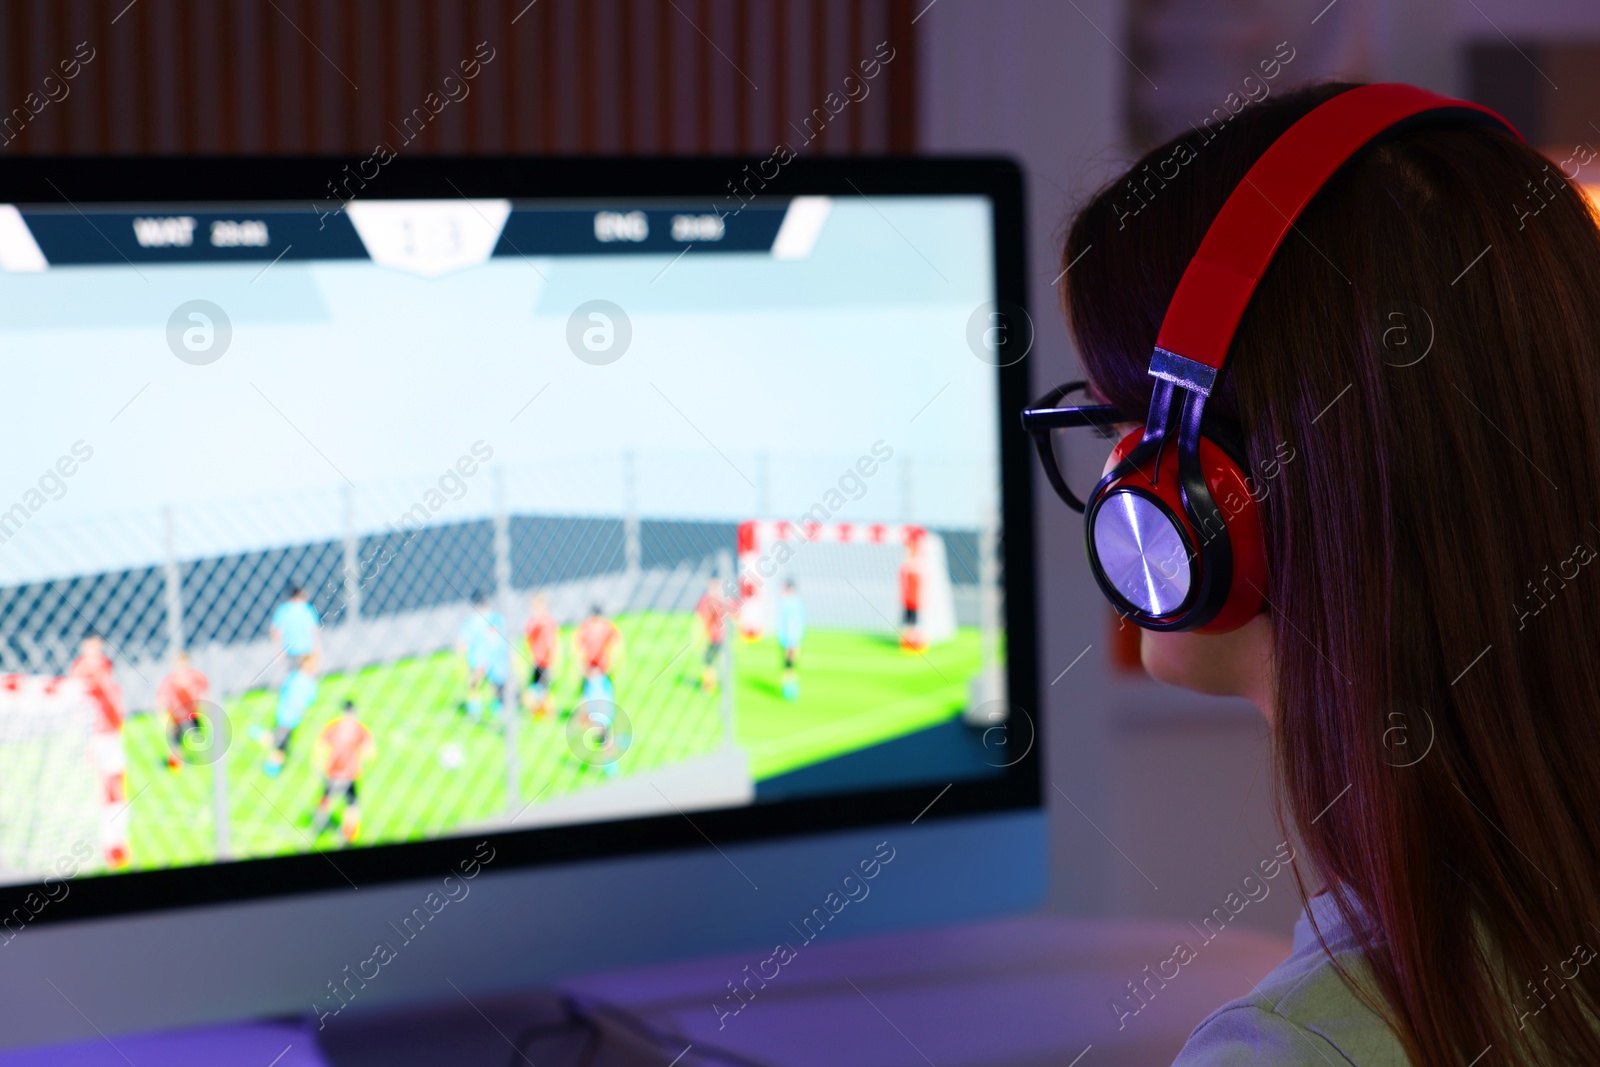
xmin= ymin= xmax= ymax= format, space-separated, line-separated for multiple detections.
xmin=0 ymin=155 xmax=1042 ymax=1048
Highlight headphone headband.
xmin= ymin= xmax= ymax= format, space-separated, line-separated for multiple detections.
xmin=1150 ymin=84 xmax=1519 ymax=396
xmin=1056 ymin=83 xmax=1526 ymax=633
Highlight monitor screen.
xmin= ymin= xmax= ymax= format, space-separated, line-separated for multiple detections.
xmin=0 ymin=158 xmax=1036 ymax=916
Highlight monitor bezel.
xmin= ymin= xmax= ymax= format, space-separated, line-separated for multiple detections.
xmin=0 ymin=155 xmax=1040 ymax=925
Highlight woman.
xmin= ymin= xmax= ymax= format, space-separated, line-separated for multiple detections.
xmin=1050 ymin=83 xmax=1600 ymax=1063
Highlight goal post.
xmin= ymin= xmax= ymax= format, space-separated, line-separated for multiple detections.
xmin=735 ymin=521 xmax=957 ymax=644
xmin=0 ymin=675 xmax=101 ymax=882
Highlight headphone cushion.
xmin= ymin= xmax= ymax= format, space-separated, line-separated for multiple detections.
xmin=1092 ymin=428 xmax=1267 ymax=632
xmin=1192 ymin=433 xmax=1268 ymax=633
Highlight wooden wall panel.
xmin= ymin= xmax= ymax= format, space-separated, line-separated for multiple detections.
xmin=0 ymin=0 xmax=918 ymax=156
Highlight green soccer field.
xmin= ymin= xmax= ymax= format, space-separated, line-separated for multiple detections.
xmin=121 ymin=611 xmax=984 ymax=871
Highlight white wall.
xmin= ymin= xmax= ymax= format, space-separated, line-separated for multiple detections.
xmin=917 ymin=0 xmax=1125 ymax=915
xmin=917 ymin=0 xmax=1299 ymax=932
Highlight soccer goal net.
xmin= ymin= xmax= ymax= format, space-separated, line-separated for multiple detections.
xmin=734 ymin=521 xmax=957 ymax=643
xmin=0 ymin=675 xmax=100 ymax=881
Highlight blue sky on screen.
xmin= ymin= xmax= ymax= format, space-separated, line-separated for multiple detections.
xmin=0 ymin=197 xmax=998 ymax=577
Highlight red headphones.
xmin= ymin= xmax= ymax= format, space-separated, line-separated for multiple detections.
xmin=1025 ymin=84 xmax=1519 ymax=633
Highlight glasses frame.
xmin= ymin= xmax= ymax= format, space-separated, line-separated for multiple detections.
xmin=1020 ymin=380 xmax=1129 ymax=512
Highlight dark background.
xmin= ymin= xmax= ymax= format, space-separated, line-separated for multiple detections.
xmin=0 ymin=0 xmax=919 ymax=155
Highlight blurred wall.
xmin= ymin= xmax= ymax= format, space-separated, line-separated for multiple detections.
xmin=918 ymin=0 xmax=1301 ymax=933
xmin=918 ymin=0 xmax=1132 ymax=920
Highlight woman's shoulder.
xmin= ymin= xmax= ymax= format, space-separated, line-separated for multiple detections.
xmin=1171 ymin=891 xmax=1409 ymax=1066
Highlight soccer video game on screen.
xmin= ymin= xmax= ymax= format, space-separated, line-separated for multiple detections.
xmin=0 ymin=192 xmax=1007 ymax=883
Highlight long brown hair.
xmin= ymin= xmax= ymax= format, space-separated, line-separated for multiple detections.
xmin=1063 ymin=83 xmax=1600 ymax=1064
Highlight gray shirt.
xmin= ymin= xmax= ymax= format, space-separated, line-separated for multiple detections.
xmin=1171 ymin=889 xmax=1409 ymax=1065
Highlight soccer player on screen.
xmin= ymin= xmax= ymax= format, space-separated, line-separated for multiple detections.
xmin=70 ymin=635 xmax=129 ymax=868
xmin=522 ymin=593 xmax=558 ymax=719
xmin=776 ymin=579 xmax=806 ymax=701
xmin=270 ymin=584 xmax=321 ymax=671
xmin=694 ymin=579 xmax=732 ymax=693
xmin=573 ymin=605 xmax=621 ymax=712
xmin=156 ymin=650 xmax=210 ymax=771
xmin=899 ymin=538 xmax=926 ymax=652
xmin=261 ymin=655 xmax=318 ymax=778
xmin=457 ymin=590 xmax=510 ymax=722
xmin=311 ymin=699 xmax=375 ymax=845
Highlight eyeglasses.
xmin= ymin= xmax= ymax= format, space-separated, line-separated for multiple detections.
xmin=1020 ymin=380 xmax=1129 ymax=513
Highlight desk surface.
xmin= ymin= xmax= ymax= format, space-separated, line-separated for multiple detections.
xmin=0 ymin=1019 xmax=321 ymax=1067
xmin=561 ymin=912 xmax=1291 ymax=1067
xmin=1 ymin=913 xmax=1291 ymax=1067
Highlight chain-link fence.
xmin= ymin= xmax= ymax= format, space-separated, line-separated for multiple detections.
xmin=0 ymin=449 xmax=1000 ymax=875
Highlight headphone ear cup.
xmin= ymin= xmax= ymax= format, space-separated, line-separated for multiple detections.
xmin=1086 ymin=428 xmax=1202 ymax=624
xmin=1191 ymin=431 xmax=1269 ymax=634
xmin=1105 ymin=425 xmax=1147 ymax=476
xmin=1085 ymin=420 xmax=1268 ymax=633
